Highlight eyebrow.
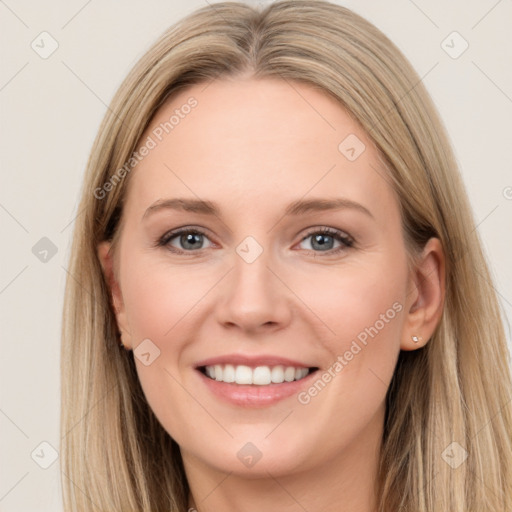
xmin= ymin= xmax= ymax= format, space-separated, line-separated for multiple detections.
xmin=143 ymin=197 xmax=374 ymax=220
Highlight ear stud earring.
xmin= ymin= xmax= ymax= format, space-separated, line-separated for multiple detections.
xmin=412 ymin=335 xmax=423 ymax=343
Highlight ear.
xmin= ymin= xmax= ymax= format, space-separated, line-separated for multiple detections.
xmin=97 ymin=241 xmax=132 ymax=349
xmin=401 ymin=237 xmax=445 ymax=351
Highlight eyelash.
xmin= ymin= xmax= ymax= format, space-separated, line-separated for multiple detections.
xmin=156 ymin=226 xmax=354 ymax=257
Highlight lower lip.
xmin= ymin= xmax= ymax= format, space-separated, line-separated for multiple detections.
xmin=196 ymin=369 xmax=318 ymax=407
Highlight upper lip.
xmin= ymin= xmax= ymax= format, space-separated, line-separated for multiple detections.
xmin=195 ymin=354 xmax=318 ymax=369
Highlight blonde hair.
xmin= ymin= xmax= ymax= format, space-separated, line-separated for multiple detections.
xmin=60 ymin=1 xmax=512 ymax=510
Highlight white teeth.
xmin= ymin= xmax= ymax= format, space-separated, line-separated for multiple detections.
xmin=296 ymin=367 xmax=308 ymax=380
xmin=284 ymin=366 xmax=296 ymax=382
xmin=253 ymin=366 xmax=271 ymax=385
xmin=271 ymin=365 xmax=285 ymax=384
xmin=235 ymin=365 xmax=252 ymax=384
xmin=223 ymin=364 xmax=235 ymax=383
xmin=203 ymin=364 xmax=311 ymax=385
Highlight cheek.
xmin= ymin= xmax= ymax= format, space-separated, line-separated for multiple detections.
xmin=289 ymin=266 xmax=405 ymax=448
xmin=295 ymin=255 xmax=406 ymax=342
xmin=120 ymin=255 xmax=218 ymax=343
xmin=118 ymin=254 xmax=211 ymax=441
xmin=293 ymin=255 xmax=406 ymax=395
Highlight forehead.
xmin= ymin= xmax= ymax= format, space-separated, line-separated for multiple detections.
xmin=125 ymin=77 xmax=398 ymax=220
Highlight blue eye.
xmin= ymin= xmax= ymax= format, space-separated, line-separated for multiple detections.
xmin=158 ymin=228 xmax=212 ymax=253
xmin=299 ymin=227 xmax=354 ymax=254
xmin=157 ymin=227 xmax=354 ymax=256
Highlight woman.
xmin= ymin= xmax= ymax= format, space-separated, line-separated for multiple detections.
xmin=60 ymin=1 xmax=512 ymax=510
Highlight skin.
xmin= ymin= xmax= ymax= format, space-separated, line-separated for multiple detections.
xmin=98 ymin=76 xmax=445 ymax=512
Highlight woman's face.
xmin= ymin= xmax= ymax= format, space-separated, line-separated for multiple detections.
xmin=100 ymin=76 xmax=438 ymax=478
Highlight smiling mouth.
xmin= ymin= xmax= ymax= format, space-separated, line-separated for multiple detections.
xmin=198 ymin=364 xmax=319 ymax=385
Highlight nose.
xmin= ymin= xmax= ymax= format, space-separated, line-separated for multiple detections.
xmin=215 ymin=248 xmax=292 ymax=334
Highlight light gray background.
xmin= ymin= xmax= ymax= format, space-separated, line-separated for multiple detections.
xmin=1 ymin=1 xmax=511 ymax=510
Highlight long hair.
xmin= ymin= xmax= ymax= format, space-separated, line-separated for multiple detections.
xmin=60 ymin=1 xmax=512 ymax=510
